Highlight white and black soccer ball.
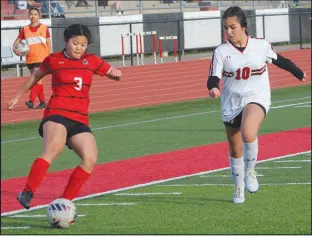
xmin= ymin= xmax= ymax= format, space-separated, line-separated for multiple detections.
xmin=46 ymin=198 xmax=78 ymax=229
xmin=15 ymin=41 xmax=29 ymax=56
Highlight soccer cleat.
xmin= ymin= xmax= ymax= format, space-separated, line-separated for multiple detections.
xmin=245 ymin=168 xmax=259 ymax=193
xmin=16 ymin=191 xmax=33 ymax=209
xmin=36 ymin=102 xmax=46 ymax=109
xmin=232 ymin=186 xmax=245 ymax=204
xmin=25 ymin=100 xmax=34 ymax=109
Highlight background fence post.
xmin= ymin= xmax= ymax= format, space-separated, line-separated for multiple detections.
xmin=129 ymin=23 xmax=133 ymax=66
xmin=177 ymin=20 xmax=182 ymax=62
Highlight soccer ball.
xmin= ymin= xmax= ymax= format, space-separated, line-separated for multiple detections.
xmin=46 ymin=198 xmax=78 ymax=229
xmin=15 ymin=41 xmax=29 ymax=56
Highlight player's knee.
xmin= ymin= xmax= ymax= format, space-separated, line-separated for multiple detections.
xmin=241 ymin=133 xmax=256 ymax=143
xmin=82 ymin=153 xmax=97 ymax=169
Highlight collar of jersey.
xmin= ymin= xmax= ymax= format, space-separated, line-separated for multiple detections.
xmin=63 ymin=49 xmax=86 ymax=60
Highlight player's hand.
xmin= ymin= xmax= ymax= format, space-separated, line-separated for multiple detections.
xmin=301 ymin=72 xmax=306 ymax=82
xmin=209 ymin=88 xmax=220 ymax=98
xmin=7 ymin=97 xmax=19 ymax=110
xmin=109 ymin=68 xmax=123 ymax=81
xmin=13 ymin=48 xmax=22 ymax=57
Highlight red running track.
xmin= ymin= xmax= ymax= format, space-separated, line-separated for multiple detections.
xmin=1 ymin=49 xmax=311 ymax=124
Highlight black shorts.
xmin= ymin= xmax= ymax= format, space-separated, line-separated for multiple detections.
xmin=38 ymin=115 xmax=92 ymax=149
xmin=223 ymin=102 xmax=267 ymax=128
xmin=27 ymin=63 xmax=41 ymax=70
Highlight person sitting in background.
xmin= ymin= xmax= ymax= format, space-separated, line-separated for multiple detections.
xmin=76 ymin=0 xmax=93 ymax=8
xmin=65 ymin=0 xmax=76 ymax=9
xmin=27 ymin=0 xmax=42 ymax=8
xmin=15 ymin=0 xmax=27 ymax=9
xmin=41 ymin=1 xmax=65 ymax=18
xmin=108 ymin=1 xmax=123 ymax=15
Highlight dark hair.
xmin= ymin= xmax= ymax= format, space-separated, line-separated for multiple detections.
xmin=222 ymin=6 xmax=248 ymax=32
xmin=28 ymin=7 xmax=40 ymax=15
xmin=64 ymin=24 xmax=92 ymax=44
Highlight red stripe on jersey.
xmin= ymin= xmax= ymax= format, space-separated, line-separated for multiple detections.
xmin=251 ymin=65 xmax=266 ymax=72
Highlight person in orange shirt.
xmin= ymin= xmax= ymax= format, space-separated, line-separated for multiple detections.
xmin=13 ymin=7 xmax=51 ymax=109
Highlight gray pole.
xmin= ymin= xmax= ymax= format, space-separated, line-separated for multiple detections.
xmin=179 ymin=0 xmax=183 ymax=13
xmin=95 ymin=0 xmax=99 ymax=17
xmin=139 ymin=0 xmax=143 ymax=14
xmin=48 ymin=0 xmax=51 ymax=18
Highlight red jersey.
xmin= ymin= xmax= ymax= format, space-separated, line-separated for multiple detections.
xmin=40 ymin=51 xmax=111 ymax=125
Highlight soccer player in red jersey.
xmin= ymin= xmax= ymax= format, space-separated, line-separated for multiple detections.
xmin=7 ymin=24 xmax=123 ymax=209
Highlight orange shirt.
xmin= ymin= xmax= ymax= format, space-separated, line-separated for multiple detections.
xmin=22 ymin=24 xmax=50 ymax=64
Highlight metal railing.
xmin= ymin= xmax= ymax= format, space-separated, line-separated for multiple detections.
xmin=1 ymin=0 xmax=311 ymax=19
xmin=1 ymin=11 xmax=311 ymax=78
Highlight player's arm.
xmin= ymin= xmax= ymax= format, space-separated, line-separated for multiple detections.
xmin=207 ymin=49 xmax=223 ymax=98
xmin=13 ymin=28 xmax=24 ymax=56
xmin=93 ymin=56 xmax=123 ymax=81
xmin=272 ymin=54 xmax=306 ymax=81
xmin=7 ymin=68 xmax=49 ymax=110
xmin=46 ymin=27 xmax=52 ymax=54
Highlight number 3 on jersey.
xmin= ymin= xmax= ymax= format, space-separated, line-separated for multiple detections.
xmin=74 ymin=77 xmax=82 ymax=90
xmin=235 ymin=67 xmax=250 ymax=80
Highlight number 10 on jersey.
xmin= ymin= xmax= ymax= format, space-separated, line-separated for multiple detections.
xmin=235 ymin=67 xmax=250 ymax=80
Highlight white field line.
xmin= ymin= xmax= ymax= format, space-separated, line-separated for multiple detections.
xmin=114 ymin=192 xmax=182 ymax=196
xmin=9 ymin=214 xmax=85 ymax=218
xmin=294 ymin=105 xmax=311 ymax=108
xmin=274 ymin=160 xmax=311 ymax=163
xmin=1 ymin=150 xmax=310 ymax=217
xmin=199 ymin=174 xmax=264 ymax=178
xmin=75 ymin=203 xmax=136 ymax=206
xmin=1 ymin=226 xmax=31 ymax=230
xmin=271 ymin=101 xmax=311 ymax=109
xmin=159 ymin=183 xmax=311 ymax=187
xmin=1 ymin=96 xmax=311 ymax=144
xmin=255 ymin=166 xmax=302 ymax=169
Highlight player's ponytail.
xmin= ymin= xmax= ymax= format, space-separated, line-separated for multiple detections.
xmin=64 ymin=24 xmax=93 ymax=44
xmin=222 ymin=6 xmax=248 ymax=35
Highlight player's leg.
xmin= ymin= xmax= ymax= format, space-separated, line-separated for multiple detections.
xmin=241 ymin=103 xmax=266 ymax=193
xmin=34 ymin=64 xmax=46 ymax=109
xmin=224 ymin=120 xmax=245 ymax=204
xmin=26 ymin=65 xmax=36 ymax=108
xmin=26 ymin=65 xmax=46 ymax=109
xmin=17 ymin=119 xmax=67 ymax=209
xmin=62 ymin=127 xmax=97 ymax=200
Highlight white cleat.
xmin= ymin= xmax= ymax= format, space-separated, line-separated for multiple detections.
xmin=245 ymin=168 xmax=259 ymax=193
xmin=232 ymin=186 xmax=245 ymax=204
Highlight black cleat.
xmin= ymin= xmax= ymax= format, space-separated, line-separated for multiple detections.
xmin=25 ymin=100 xmax=34 ymax=109
xmin=36 ymin=102 xmax=46 ymax=109
xmin=16 ymin=191 xmax=33 ymax=209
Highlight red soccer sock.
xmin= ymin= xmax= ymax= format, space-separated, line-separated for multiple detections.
xmin=24 ymin=157 xmax=50 ymax=193
xmin=61 ymin=166 xmax=91 ymax=200
xmin=37 ymin=84 xmax=45 ymax=103
xmin=29 ymin=84 xmax=39 ymax=102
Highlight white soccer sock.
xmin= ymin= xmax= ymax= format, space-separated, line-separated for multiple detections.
xmin=229 ymin=155 xmax=244 ymax=189
xmin=243 ymin=138 xmax=258 ymax=170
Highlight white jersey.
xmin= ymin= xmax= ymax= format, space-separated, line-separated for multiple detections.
xmin=209 ymin=36 xmax=277 ymax=122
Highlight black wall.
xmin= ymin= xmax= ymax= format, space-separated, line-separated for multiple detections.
xmin=143 ymin=13 xmax=184 ymax=53
xmin=289 ymin=8 xmax=311 ymax=43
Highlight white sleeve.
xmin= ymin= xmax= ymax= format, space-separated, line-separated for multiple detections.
xmin=209 ymin=48 xmax=224 ymax=79
xmin=265 ymin=40 xmax=278 ymax=64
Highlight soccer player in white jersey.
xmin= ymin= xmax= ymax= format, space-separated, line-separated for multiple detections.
xmin=207 ymin=6 xmax=306 ymax=204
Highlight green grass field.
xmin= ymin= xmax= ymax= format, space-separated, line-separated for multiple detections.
xmin=1 ymin=85 xmax=311 ymax=234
